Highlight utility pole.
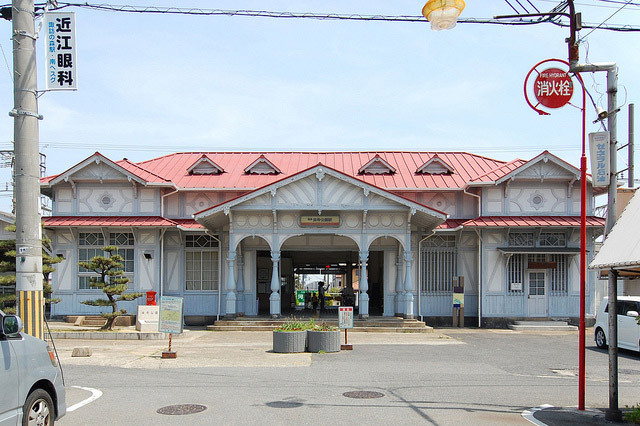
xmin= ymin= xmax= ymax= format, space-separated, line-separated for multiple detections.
xmin=11 ymin=0 xmax=44 ymax=339
xmin=566 ymin=0 xmax=621 ymax=421
xmin=630 ymin=104 xmax=635 ymax=188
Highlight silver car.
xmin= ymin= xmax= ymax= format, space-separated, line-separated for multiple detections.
xmin=0 ymin=309 xmax=66 ymax=425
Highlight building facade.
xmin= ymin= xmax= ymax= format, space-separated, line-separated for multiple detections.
xmin=41 ymin=151 xmax=605 ymax=326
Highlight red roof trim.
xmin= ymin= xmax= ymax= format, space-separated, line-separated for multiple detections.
xmin=461 ymin=216 xmax=605 ymax=228
xmin=43 ymin=216 xmax=180 ymax=227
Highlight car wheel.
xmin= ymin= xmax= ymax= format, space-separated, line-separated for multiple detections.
xmin=595 ymin=328 xmax=607 ymax=349
xmin=22 ymin=389 xmax=54 ymax=426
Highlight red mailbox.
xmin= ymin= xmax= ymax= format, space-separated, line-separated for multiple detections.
xmin=146 ymin=291 xmax=157 ymax=306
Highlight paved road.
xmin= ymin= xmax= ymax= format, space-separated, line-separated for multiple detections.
xmin=54 ymin=328 xmax=639 ymax=425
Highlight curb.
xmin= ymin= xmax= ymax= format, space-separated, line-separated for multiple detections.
xmin=49 ymin=331 xmax=186 ymax=340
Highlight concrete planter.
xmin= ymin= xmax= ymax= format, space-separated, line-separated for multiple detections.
xmin=272 ymin=330 xmax=307 ymax=353
xmin=307 ymin=330 xmax=340 ymax=353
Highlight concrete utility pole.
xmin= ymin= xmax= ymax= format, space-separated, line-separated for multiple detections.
xmin=630 ymin=104 xmax=635 ymax=188
xmin=11 ymin=0 xmax=44 ymax=339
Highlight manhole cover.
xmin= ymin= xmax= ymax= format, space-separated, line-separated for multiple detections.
xmin=156 ymin=404 xmax=207 ymax=415
xmin=343 ymin=391 xmax=385 ymax=399
xmin=619 ymin=369 xmax=640 ymax=375
xmin=266 ymin=401 xmax=304 ymax=408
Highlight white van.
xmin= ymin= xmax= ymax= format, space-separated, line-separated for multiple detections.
xmin=594 ymin=296 xmax=640 ymax=353
xmin=0 ymin=309 xmax=66 ymax=425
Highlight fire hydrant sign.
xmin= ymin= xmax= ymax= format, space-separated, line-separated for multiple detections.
xmin=338 ymin=306 xmax=353 ymax=329
xmin=159 ymin=296 xmax=184 ymax=334
xmin=44 ymin=12 xmax=77 ymax=90
xmin=534 ymin=68 xmax=573 ymax=108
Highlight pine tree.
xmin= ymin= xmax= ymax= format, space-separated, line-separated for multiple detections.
xmin=0 ymin=224 xmax=62 ymax=315
xmin=79 ymin=245 xmax=142 ymax=330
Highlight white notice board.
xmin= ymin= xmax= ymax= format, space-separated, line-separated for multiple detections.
xmin=159 ymin=296 xmax=184 ymax=334
xmin=338 ymin=306 xmax=354 ymax=329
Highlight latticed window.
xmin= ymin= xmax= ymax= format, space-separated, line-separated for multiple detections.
xmin=549 ymin=254 xmax=568 ymax=295
xmin=185 ymin=235 xmax=219 ymax=291
xmin=78 ymin=232 xmax=104 ymax=290
xmin=507 ymin=254 xmax=524 ymax=293
xmin=420 ymin=235 xmax=457 ymax=294
xmin=78 ymin=232 xmax=134 ymax=290
xmin=508 ymin=232 xmax=535 ymax=247
xmin=539 ymin=232 xmax=566 ymax=247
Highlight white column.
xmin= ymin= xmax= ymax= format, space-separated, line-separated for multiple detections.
xmin=269 ymin=250 xmax=281 ymax=318
xmin=403 ymin=251 xmax=414 ymax=319
xmin=359 ymin=250 xmax=369 ymax=319
xmin=236 ymin=253 xmax=245 ymax=316
xmin=395 ymin=254 xmax=404 ymax=317
xmin=225 ymin=251 xmax=237 ymax=318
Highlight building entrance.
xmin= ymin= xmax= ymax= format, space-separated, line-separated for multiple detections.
xmin=255 ymin=249 xmax=384 ymax=317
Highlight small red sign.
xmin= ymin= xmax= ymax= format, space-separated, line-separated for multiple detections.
xmin=534 ymin=68 xmax=573 ymax=108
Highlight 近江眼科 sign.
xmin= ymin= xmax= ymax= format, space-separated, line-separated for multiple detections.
xmin=44 ymin=12 xmax=77 ymax=90
xmin=589 ymin=132 xmax=610 ymax=188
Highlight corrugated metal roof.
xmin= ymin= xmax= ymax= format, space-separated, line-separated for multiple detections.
xmin=131 ymin=152 xmax=508 ymax=190
xmin=590 ymin=190 xmax=640 ymax=270
xmin=43 ymin=216 xmax=178 ymax=227
xmin=463 ymin=216 xmax=606 ymax=228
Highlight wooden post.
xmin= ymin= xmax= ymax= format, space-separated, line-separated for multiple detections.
xmin=162 ymin=333 xmax=177 ymax=359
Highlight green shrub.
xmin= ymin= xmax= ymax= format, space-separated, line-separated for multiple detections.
xmin=274 ymin=317 xmax=314 ymax=332
xmin=313 ymin=322 xmax=337 ymax=331
xmin=625 ymin=403 xmax=640 ymax=424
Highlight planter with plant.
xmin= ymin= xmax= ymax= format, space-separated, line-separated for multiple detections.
xmin=272 ymin=318 xmax=314 ymax=353
xmin=307 ymin=322 xmax=340 ymax=353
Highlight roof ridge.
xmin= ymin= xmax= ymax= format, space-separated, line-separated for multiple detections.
xmin=118 ymin=158 xmax=172 ymax=182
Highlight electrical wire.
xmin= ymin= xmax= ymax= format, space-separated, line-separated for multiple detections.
xmin=578 ymin=0 xmax=636 ymax=40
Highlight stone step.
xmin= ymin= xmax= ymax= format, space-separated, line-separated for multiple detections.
xmin=509 ymin=321 xmax=577 ymax=331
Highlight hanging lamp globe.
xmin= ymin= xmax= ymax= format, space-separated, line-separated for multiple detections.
xmin=422 ymin=0 xmax=465 ymax=31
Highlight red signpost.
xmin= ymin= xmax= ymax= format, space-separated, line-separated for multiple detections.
xmin=525 ymin=59 xmax=587 ymax=411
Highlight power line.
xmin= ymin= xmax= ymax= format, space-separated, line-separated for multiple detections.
xmin=13 ymin=3 xmax=633 ymax=32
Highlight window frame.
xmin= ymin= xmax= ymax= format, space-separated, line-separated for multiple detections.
xmin=184 ymin=234 xmax=220 ymax=292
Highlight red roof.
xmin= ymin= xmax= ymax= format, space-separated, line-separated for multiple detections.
xmin=43 ymin=216 xmax=179 ymax=227
xmin=172 ymin=219 xmax=204 ymax=229
xmin=461 ymin=216 xmax=606 ymax=228
xmin=129 ymin=152 xmax=508 ymax=190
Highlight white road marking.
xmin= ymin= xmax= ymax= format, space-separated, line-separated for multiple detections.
xmin=522 ymin=404 xmax=553 ymax=426
xmin=67 ymin=386 xmax=103 ymax=412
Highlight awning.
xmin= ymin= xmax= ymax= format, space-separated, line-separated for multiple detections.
xmin=497 ymin=247 xmax=582 ymax=255
xmin=590 ymin=190 xmax=640 ymax=274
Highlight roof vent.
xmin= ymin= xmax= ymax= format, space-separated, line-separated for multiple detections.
xmin=358 ymin=155 xmax=396 ymax=175
xmin=244 ymin=155 xmax=281 ymax=175
xmin=417 ymin=156 xmax=454 ymax=175
xmin=187 ymin=155 xmax=224 ymax=175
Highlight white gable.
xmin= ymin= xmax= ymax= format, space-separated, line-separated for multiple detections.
xmin=244 ymin=156 xmax=281 ymax=175
xmin=417 ymin=157 xmax=454 ymax=175
xmin=359 ymin=156 xmax=396 ymax=175
xmin=188 ymin=156 xmax=223 ymax=175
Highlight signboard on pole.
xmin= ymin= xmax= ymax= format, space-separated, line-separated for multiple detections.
xmin=159 ymin=296 xmax=184 ymax=334
xmin=534 ymin=68 xmax=573 ymax=108
xmin=44 ymin=12 xmax=77 ymax=90
xmin=338 ymin=306 xmax=353 ymax=329
xmin=589 ymin=132 xmax=610 ymax=187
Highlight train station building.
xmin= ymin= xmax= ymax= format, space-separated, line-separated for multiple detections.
xmin=41 ymin=151 xmax=605 ymax=326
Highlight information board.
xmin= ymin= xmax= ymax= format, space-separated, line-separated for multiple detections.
xmin=338 ymin=306 xmax=354 ymax=329
xmin=159 ymin=296 xmax=184 ymax=334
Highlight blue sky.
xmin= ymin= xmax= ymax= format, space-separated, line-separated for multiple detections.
xmin=0 ymin=1 xmax=638 ymax=212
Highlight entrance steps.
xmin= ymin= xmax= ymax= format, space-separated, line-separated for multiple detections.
xmin=66 ymin=315 xmax=107 ymax=327
xmin=508 ymin=320 xmax=577 ymax=331
xmin=208 ymin=316 xmax=433 ymax=333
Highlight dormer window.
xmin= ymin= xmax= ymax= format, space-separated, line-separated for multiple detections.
xmin=417 ymin=156 xmax=454 ymax=175
xmin=187 ymin=155 xmax=224 ymax=175
xmin=244 ymin=155 xmax=281 ymax=175
xmin=358 ymin=155 xmax=396 ymax=175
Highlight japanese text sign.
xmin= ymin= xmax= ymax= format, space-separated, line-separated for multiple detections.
xmin=159 ymin=296 xmax=184 ymax=334
xmin=534 ymin=68 xmax=573 ymax=109
xmin=44 ymin=12 xmax=77 ymax=90
xmin=338 ymin=306 xmax=353 ymax=329
xmin=589 ymin=132 xmax=610 ymax=188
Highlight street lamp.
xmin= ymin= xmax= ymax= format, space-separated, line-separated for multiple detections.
xmin=422 ymin=0 xmax=465 ymax=31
